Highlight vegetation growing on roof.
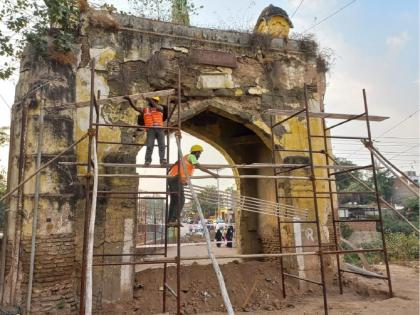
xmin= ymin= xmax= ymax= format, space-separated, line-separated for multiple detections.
xmin=289 ymin=32 xmax=334 ymax=73
xmin=248 ymin=32 xmax=273 ymax=51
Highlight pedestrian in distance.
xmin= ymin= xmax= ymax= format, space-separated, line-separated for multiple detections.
xmin=226 ymin=225 xmax=234 ymax=248
xmin=215 ymin=228 xmax=224 ymax=248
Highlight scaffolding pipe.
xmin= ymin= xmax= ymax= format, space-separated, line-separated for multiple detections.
xmin=92 ymin=174 xmax=335 ymax=181
xmin=363 ymin=141 xmax=419 ymax=196
xmin=176 ymin=135 xmax=234 ymax=315
xmin=0 ymin=133 xmax=88 ymax=205
xmin=60 ymin=161 xmax=370 ymax=170
xmin=327 ymin=154 xmax=419 ymax=234
xmin=26 ymin=107 xmax=44 ymax=313
xmin=85 ymin=138 xmax=98 ymax=315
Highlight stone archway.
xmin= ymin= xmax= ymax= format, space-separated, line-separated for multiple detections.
xmin=179 ymin=104 xmax=276 ymax=254
xmin=3 ymin=9 xmax=333 ymax=312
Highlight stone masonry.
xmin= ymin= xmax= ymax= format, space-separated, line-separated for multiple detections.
xmin=2 ymin=6 xmax=335 ymax=313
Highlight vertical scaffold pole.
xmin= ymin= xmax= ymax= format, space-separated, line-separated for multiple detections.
xmin=80 ymin=58 xmax=95 ymax=315
xmin=362 ymin=89 xmax=393 ymax=297
xmin=176 ymin=66 xmax=182 ymax=315
xmin=270 ymin=115 xmax=286 ymax=299
xmin=304 ymin=85 xmax=328 ymax=315
xmin=321 ymin=117 xmax=343 ymax=294
xmin=162 ymin=104 xmax=170 ymax=314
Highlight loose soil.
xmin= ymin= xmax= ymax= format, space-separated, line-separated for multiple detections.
xmin=100 ymin=261 xmax=419 ymax=315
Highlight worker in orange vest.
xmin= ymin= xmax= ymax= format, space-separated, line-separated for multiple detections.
xmin=167 ymin=144 xmax=219 ymax=226
xmin=125 ymin=96 xmax=167 ymax=165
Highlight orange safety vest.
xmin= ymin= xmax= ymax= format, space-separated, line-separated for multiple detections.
xmin=168 ymin=155 xmax=196 ymax=184
xmin=143 ymin=107 xmax=163 ymax=127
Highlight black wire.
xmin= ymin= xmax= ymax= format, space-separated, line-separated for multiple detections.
xmin=375 ymin=110 xmax=419 ymax=139
xmin=291 ymin=0 xmax=304 ymax=18
xmin=302 ymin=0 xmax=357 ymax=33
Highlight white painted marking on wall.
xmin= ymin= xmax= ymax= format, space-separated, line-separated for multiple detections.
xmin=120 ymin=219 xmax=134 ymax=296
xmin=293 ymin=217 xmax=306 ymax=279
xmin=305 ymin=228 xmax=314 ymax=242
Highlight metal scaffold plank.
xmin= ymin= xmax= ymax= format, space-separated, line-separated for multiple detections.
xmin=265 ymin=109 xmax=389 ymax=121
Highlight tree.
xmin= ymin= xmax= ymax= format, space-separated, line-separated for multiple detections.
xmin=334 ymin=157 xmax=395 ymax=204
xmin=334 ymin=157 xmax=368 ymax=204
xmin=0 ymin=127 xmax=8 ymax=227
xmin=369 ymin=169 xmax=394 ymax=202
xmin=128 ymin=0 xmax=202 ymax=25
xmin=192 ymin=185 xmax=218 ymax=218
xmin=0 ymin=0 xmax=80 ymax=79
xmin=402 ymin=197 xmax=419 ymax=224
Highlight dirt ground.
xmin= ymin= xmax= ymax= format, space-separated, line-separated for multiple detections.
xmin=99 ymin=241 xmax=419 ymax=315
xmin=127 ymin=261 xmax=419 ymax=315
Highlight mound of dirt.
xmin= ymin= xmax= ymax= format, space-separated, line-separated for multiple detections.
xmin=134 ymin=260 xmax=310 ymax=314
xmin=98 ymin=262 xmax=417 ymax=315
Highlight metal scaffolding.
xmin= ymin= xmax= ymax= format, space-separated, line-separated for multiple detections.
xmin=268 ymin=85 xmax=394 ymax=314
xmin=76 ymin=62 xmax=398 ymax=315
xmin=5 ymin=57 xmax=409 ymax=314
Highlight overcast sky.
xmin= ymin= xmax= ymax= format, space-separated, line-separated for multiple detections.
xmin=0 ymin=0 xmax=418 ymax=190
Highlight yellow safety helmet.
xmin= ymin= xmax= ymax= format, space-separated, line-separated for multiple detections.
xmin=151 ymin=96 xmax=160 ymax=102
xmin=190 ymin=144 xmax=204 ymax=153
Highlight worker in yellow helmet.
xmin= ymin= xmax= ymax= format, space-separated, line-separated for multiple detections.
xmin=167 ymin=144 xmax=219 ymax=226
xmin=125 ymin=95 xmax=167 ymax=166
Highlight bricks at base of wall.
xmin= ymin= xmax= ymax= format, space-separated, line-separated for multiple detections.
xmin=18 ymin=233 xmax=77 ymax=314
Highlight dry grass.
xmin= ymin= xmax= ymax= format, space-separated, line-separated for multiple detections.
xmin=88 ymin=10 xmax=121 ymax=31
xmin=77 ymin=0 xmax=89 ymax=13
xmin=49 ymin=50 xmax=77 ymax=65
xmin=248 ymin=32 xmax=273 ymax=51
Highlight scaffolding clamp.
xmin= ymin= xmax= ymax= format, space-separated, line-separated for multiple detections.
xmin=88 ymin=128 xmax=97 ymax=137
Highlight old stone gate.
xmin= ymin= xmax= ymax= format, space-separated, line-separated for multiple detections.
xmin=1 ymin=6 xmax=334 ymax=313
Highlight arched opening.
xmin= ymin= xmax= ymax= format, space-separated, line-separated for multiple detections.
xmin=135 ymin=108 xmax=276 ymax=255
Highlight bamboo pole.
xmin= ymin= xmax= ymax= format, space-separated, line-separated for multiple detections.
xmin=85 ymin=138 xmax=98 ymax=315
xmin=26 ymin=106 xmax=44 ymax=313
xmin=0 ymin=133 xmax=89 ymax=204
xmin=175 ymin=135 xmax=234 ymax=315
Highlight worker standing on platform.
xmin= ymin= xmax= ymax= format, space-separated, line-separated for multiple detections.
xmin=167 ymin=144 xmax=219 ymax=226
xmin=125 ymin=95 xmax=167 ymax=166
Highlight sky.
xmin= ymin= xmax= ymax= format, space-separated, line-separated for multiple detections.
xmin=0 ymin=0 xmax=418 ymax=190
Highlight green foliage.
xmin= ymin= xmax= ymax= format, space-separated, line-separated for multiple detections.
xmin=191 ymin=185 xmax=218 ymax=218
xmin=128 ymin=0 xmax=202 ymax=24
xmin=0 ymin=170 xmax=6 ymax=228
xmin=342 ymin=232 xmax=419 ymax=266
xmin=371 ymin=169 xmax=394 ymax=201
xmin=385 ymin=232 xmax=419 ymax=261
xmin=0 ymin=128 xmax=8 ymax=228
xmin=402 ymin=197 xmax=419 ymax=222
xmin=382 ymin=208 xmax=419 ymax=235
xmin=382 ymin=197 xmax=419 ymax=235
xmin=0 ymin=0 xmax=80 ymax=79
xmin=334 ymin=157 xmax=395 ymax=204
xmin=339 ymin=223 xmax=353 ymax=239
